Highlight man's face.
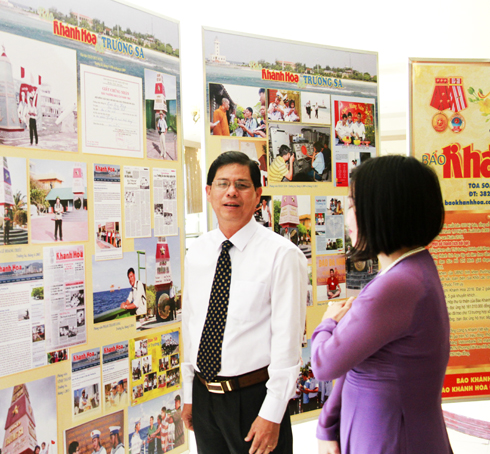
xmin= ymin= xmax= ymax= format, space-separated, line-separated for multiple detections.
xmin=244 ymin=109 xmax=251 ymax=119
xmin=259 ymin=91 xmax=265 ymax=104
xmin=275 ymin=95 xmax=281 ymax=103
xmin=160 ymin=113 xmax=164 ymax=119
xmin=117 ymin=384 xmax=122 ymax=393
xmin=150 ymin=417 xmax=154 ymax=427
xmin=357 ymin=113 xmax=361 ymax=123
xmin=110 ymin=434 xmax=117 ymax=448
xmin=206 ymin=164 xmax=261 ymax=234
xmin=92 ymin=438 xmax=100 ymax=451
xmin=175 ymin=399 xmax=181 ymax=410
xmin=260 ymin=106 xmax=266 ymax=118
xmin=222 ymin=99 xmax=230 ymax=111
xmin=128 ymin=271 xmax=136 ymax=287
xmin=330 ymin=270 xmax=334 ymax=277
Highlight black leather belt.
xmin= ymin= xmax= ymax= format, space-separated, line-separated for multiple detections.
xmin=196 ymin=366 xmax=269 ymax=394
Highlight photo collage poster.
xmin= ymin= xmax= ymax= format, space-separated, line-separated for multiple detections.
xmin=0 ymin=1 xmax=186 ymax=453
xmin=203 ymin=28 xmax=379 ymax=418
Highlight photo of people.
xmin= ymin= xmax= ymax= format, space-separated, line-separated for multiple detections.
xmin=32 ymin=324 xmax=45 ymax=342
xmin=344 ymin=222 xmax=378 ymax=298
xmin=128 ymin=389 xmax=184 ymax=454
xmin=334 ymin=100 xmax=376 ymax=147
xmin=65 ymin=410 xmax=124 ymax=454
xmin=209 ymin=83 xmax=266 ymax=137
xmin=135 ymin=339 xmax=148 ymax=357
xmin=268 ymin=89 xmax=300 ymax=122
xmin=254 ymin=196 xmax=272 ymax=228
xmin=130 ymin=329 xmax=180 ymax=406
xmin=273 ymin=195 xmax=311 ymax=260
xmin=220 ymin=138 xmax=268 ymax=185
xmin=145 ymin=69 xmax=178 ymax=160
xmin=92 ymin=233 xmax=182 ymax=329
xmin=30 ymin=159 xmax=88 ymax=243
xmin=268 ymin=124 xmax=331 ymax=183
xmin=288 ymin=339 xmax=333 ymax=415
xmin=301 ymin=92 xmax=331 ymax=124
xmin=1 ymin=156 xmax=28 ymax=245
xmin=92 ymin=252 xmax=147 ymax=324
xmin=0 ymin=377 xmax=57 ymax=452
xmin=47 ymin=348 xmax=68 ymax=363
xmin=96 ymin=222 xmax=121 ymax=250
xmin=104 ymin=379 xmax=128 ymax=410
xmin=0 ymin=31 xmax=78 ymax=151
xmin=316 ymin=254 xmax=346 ymax=302
xmin=73 ymin=385 xmax=100 ymax=415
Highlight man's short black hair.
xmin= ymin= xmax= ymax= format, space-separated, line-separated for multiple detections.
xmin=342 ymin=114 xmax=347 ymax=119
xmin=258 ymin=88 xmax=265 ymax=94
xmin=313 ymin=141 xmax=323 ymax=152
xmin=206 ymin=151 xmax=261 ymax=189
xmin=347 ymin=112 xmax=352 ymax=117
xmin=350 ymin=155 xmax=444 ymax=261
xmin=245 ymin=107 xmax=253 ymax=114
xmin=278 ymin=145 xmax=291 ymax=157
xmin=127 ymin=267 xmax=135 ymax=277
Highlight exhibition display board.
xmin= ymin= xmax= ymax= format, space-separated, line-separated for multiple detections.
xmin=0 ymin=1 xmax=187 ymax=453
xmin=203 ymin=27 xmax=379 ymax=420
xmin=411 ymin=59 xmax=490 ymax=400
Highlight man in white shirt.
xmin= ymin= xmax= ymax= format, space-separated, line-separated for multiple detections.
xmin=156 ymin=111 xmax=167 ymax=157
xmin=352 ymin=112 xmax=366 ymax=141
xmin=120 ymin=268 xmax=146 ymax=315
xmin=335 ymin=114 xmax=351 ymax=145
xmin=182 ymin=151 xmax=307 ymax=454
xmin=90 ymin=430 xmax=107 ymax=454
xmin=131 ymin=421 xmax=143 ymax=454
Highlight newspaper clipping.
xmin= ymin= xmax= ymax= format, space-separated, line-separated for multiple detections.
xmin=153 ymin=168 xmax=178 ymax=237
xmin=102 ymin=340 xmax=129 ymax=412
xmin=0 ymin=258 xmax=47 ymax=377
xmin=43 ymin=245 xmax=86 ymax=350
xmin=94 ymin=164 xmax=122 ymax=261
xmin=124 ymin=166 xmax=151 ymax=238
xmin=72 ymin=347 xmax=102 ymax=417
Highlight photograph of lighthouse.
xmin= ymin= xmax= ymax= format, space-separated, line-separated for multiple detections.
xmin=0 ymin=30 xmax=78 ymax=151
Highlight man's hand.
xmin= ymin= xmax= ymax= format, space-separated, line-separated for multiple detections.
xmin=318 ymin=440 xmax=340 ymax=454
xmin=182 ymin=404 xmax=193 ymax=431
xmin=244 ymin=416 xmax=280 ymax=454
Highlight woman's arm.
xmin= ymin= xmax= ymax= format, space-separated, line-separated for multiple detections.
xmin=311 ymin=273 xmax=418 ymax=381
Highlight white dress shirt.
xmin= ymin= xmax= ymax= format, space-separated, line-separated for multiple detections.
xmin=182 ymin=217 xmax=307 ymax=423
xmin=352 ymin=121 xmax=366 ymax=140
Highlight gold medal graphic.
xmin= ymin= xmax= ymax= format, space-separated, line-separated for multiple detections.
xmin=432 ymin=112 xmax=448 ymax=133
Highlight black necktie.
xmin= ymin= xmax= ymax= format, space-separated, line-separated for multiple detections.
xmin=196 ymin=240 xmax=233 ymax=381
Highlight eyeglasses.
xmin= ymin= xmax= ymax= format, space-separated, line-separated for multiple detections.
xmin=212 ymin=179 xmax=253 ymax=191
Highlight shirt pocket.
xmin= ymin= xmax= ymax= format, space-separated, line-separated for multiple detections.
xmin=228 ymin=280 xmax=269 ymax=322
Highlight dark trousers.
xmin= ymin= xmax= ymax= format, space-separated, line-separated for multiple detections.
xmin=29 ymin=118 xmax=38 ymax=145
xmin=192 ymin=374 xmax=292 ymax=454
xmin=55 ymin=220 xmax=62 ymax=240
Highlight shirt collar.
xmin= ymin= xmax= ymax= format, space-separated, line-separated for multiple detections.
xmin=214 ymin=217 xmax=258 ymax=252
